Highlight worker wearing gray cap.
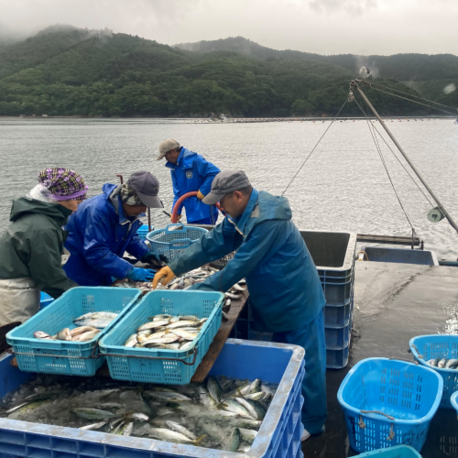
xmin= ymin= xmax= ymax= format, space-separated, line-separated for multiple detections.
xmin=157 ymin=139 xmax=220 ymax=224
xmin=153 ymin=170 xmax=327 ymax=441
xmin=64 ymin=171 xmax=164 ymax=286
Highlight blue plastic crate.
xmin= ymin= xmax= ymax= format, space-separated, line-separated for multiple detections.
xmin=338 ymin=358 xmax=443 ymax=453
xmin=99 ymin=290 xmax=224 ymax=384
xmin=409 ymin=334 xmax=458 ymax=409
xmin=146 ymin=224 xmax=208 ymax=261
xmin=6 ymin=287 xmax=141 ymax=377
xmin=137 ymin=224 xmax=153 ymax=240
xmin=39 ymin=292 xmax=53 ymax=310
xmin=354 ymin=445 xmax=422 ymax=457
xmin=324 ymin=282 xmax=354 ymax=328
xmin=0 ymin=339 xmax=305 ymax=458
xmin=326 ymin=335 xmax=351 ymax=369
xmin=325 ymin=319 xmax=352 ymax=349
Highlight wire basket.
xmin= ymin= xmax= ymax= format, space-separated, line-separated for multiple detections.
xmin=146 ymin=224 xmax=208 ymax=261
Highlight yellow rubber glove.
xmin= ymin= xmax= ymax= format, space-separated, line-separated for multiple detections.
xmin=152 ymin=266 xmax=176 ymax=289
xmin=170 ymin=214 xmax=181 ymax=223
xmin=197 ymin=190 xmax=205 ymax=200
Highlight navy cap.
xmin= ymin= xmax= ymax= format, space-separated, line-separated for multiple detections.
xmin=127 ymin=171 xmax=163 ymax=208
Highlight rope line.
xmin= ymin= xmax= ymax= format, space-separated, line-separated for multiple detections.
xmin=371 ymin=82 xmax=458 ymax=113
xmin=369 ymin=122 xmax=435 ymax=207
xmin=370 ymin=87 xmax=457 ymax=117
xmin=281 ymin=99 xmax=348 ymax=196
xmin=354 ymin=95 xmax=415 ymax=231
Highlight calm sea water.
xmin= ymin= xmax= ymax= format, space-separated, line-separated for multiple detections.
xmin=0 ymin=117 xmax=457 ymax=260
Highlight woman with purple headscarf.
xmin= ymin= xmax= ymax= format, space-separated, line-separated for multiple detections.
xmin=0 ymin=168 xmax=88 ymax=350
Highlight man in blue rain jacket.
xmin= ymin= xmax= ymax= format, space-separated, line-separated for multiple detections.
xmin=153 ymin=170 xmax=327 ymax=440
xmin=157 ymin=139 xmax=220 ymax=224
xmin=64 ymin=172 xmax=163 ymax=286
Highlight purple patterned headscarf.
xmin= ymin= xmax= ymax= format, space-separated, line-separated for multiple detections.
xmin=38 ymin=168 xmax=88 ymax=201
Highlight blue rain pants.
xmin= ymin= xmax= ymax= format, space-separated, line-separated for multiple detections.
xmin=272 ymin=309 xmax=327 ymax=435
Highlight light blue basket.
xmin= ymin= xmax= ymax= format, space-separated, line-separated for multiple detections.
xmin=451 ymin=391 xmax=458 ymax=417
xmin=409 ymin=334 xmax=458 ymax=409
xmin=99 ymin=290 xmax=224 ymax=384
xmin=338 ymin=358 xmax=443 ymax=453
xmin=6 ymin=287 xmax=141 ymax=377
xmin=39 ymin=291 xmax=53 ymax=310
xmin=354 ymin=445 xmax=422 ymax=457
xmin=137 ymin=224 xmax=153 ymax=240
xmin=146 ymin=224 xmax=208 ymax=261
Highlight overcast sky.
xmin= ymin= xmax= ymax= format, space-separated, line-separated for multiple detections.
xmin=0 ymin=0 xmax=457 ymax=56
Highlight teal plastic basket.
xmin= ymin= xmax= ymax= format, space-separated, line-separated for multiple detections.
xmin=146 ymin=224 xmax=208 ymax=261
xmin=338 ymin=358 xmax=443 ymax=453
xmin=99 ymin=290 xmax=224 ymax=384
xmin=354 ymin=445 xmax=422 ymax=457
xmin=6 ymin=287 xmax=141 ymax=377
xmin=409 ymin=334 xmax=458 ymax=409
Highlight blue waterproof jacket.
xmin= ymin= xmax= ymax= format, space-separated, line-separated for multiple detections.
xmin=64 ymin=184 xmax=149 ymax=286
xmin=166 ymin=147 xmax=220 ymax=223
xmin=168 ymin=189 xmax=326 ymax=333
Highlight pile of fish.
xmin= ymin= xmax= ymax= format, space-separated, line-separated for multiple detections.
xmin=124 ymin=314 xmax=208 ymax=350
xmin=427 ymin=357 xmax=458 ymax=369
xmin=33 ymin=312 xmax=119 ymax=342
xmin=0 ymin=374 xmax=277 ymax=452
xmin=115 ymin=265 xmax=245 ymax=322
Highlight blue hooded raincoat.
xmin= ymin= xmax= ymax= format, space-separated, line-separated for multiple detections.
xmin=168 ymin=189 xmax=327 ymax=434
xmin=169 ymin=188 xmax=325 ymax=332
xmin=63 ymin=184 xmax=149 ymax=286
xmin=166 ymin=147 xmax=220 ymax=223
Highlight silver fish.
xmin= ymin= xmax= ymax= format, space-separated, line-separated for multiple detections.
xmin=221 ymin=399 xmax=252 ymax=418
xmin=166 ymin=420 xmax=197 ymax=440
xmin=225 ymin=428 xmax=241 ymax=452
xmin=56 ymin=328 xmax=72 ymax=341
xmin=125 ymin=412 xmax=149 ymax=421
xmin=241 ymin=378 xmax=261 ymax=395
xmin=33 ymin=331 xmax=55 ymax=340
xmin=180 ymin=341 xmax=194 ymax=351
xmin=119 ymin=421 xmax=134 ymax=436
xmin=70 ymin=326 xmax=99 ymax=337
xmin=446 ymin=359 xmax=458 ymax=369
xmin=179 ymin=315 xmax=199 ymax=322
xmin=438 ymin=358 xmax=447 ymax=368
xmin=144 ymin=391 xmax=192 ymax=402
xmin=239 ymin=427 xmax=257 ymax=444
xmin=148 ymin=428 xmax=205 ymax=445
xmin=427 ymin=359 xmax=438 ymax=367
xmin=208 ymin=377 xmax=223 ymax=403
xmin=235 ymin=397 xmax=266 ymax=420
xmin=166 ymin=320 xmax=199 ymax=330
xmin=74 ymin=319 xmax=113 ymax=329
xmin=73 ymin=330 xmax=100 ymax=342
xmin=244 ymin=391 xmax=267 ymax=401
xmin=79 ymin=421 xmax=108 ymax=431
xmin=74 ymin=312 xmax=118 ymax=322
xmin=72 ymin=408 xmax=119 ymax=420
xmin=150 ymin=314 xmax=171 ymax=321
xmin=137 ymin=320 xmax=170 ymax=332
xmin=170 ymin=328 xmax=198 ymax=341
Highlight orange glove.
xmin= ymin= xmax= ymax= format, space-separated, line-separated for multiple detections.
xmin=197 ymin=190 xmax=205 ymax=200
xmin=170 ymin=214 xmax=181 ymax=223
xmin=152 ymin=266 xmax=176 ymax=289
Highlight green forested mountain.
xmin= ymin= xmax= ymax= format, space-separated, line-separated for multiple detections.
xmin=0 ymin=26 xmax=449 ymax=118
xmin=177 ymin=37 xmax=458 ymax=110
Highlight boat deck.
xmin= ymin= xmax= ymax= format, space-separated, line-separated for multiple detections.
xmin=302 ymin=261 xmax=458 ymax=457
